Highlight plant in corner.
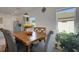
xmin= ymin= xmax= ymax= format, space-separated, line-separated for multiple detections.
xmin=56 ymin=32 xmax=79 ymax=52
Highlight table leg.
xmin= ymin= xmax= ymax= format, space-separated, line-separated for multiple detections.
xmin=27 ymin=45 xmax=31 ymax=52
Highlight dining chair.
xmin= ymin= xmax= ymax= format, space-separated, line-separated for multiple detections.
xmin=0 ymin=30 xmax=6 ymax=52
xmin=32 ymin=31 xmax=53 ymax=52
xmin=1 ymin=29 xmax=17 ymax=52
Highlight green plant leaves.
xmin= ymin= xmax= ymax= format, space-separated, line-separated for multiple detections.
xmin=55 ymin=32 xmax=79 ymax=52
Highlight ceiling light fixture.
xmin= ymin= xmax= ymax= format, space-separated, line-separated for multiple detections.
xmin=42 ymin=7 xmax=46 ymax=13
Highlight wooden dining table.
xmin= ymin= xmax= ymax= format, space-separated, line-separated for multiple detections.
xmin=13 ymin=31 xmax=47 ymax=52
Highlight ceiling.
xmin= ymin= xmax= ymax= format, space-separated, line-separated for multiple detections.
xmin=0 ymin=7 xmax=39 ymax=16
xmin=0 ymin=7 xmax=59 ymax=16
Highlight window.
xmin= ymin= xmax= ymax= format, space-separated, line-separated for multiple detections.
xmin=57 ymin=8 xmax=76 ymax=33
xmin=58 ymin=21 xmax=74 ymax=33
xmin=29 ymin=16 xmax=36 ymax=27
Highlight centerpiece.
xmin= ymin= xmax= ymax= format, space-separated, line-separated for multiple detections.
xmin=23 ymin=12 xmax=33 ymax=35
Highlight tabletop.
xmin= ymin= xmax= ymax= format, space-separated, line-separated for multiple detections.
xmin=13 ymin=31 xmax=47 ymax=46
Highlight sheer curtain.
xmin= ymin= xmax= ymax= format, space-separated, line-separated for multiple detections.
xmin=58 ymin=21 xmax=74 ymax=33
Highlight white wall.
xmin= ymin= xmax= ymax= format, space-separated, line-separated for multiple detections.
xmin=75 ymin=8 xmax=79 ymax=33
xmin=0 ymin=13 xmax=16 ymax=32
xmin=29 ymin=7 xmax=57 ymax=52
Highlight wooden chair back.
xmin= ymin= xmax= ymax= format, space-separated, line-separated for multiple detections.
xmin=44 ymin=31 xmax=53 ymax=52
xmin=1 ymin=29 xmax=17 ymax=52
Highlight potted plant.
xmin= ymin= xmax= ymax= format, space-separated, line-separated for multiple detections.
xmin=55 ymin=32 xmax=79 ymax=52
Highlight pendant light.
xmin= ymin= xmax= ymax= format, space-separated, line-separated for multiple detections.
xmin=42 ymin=7 xmax=46 ymax=13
